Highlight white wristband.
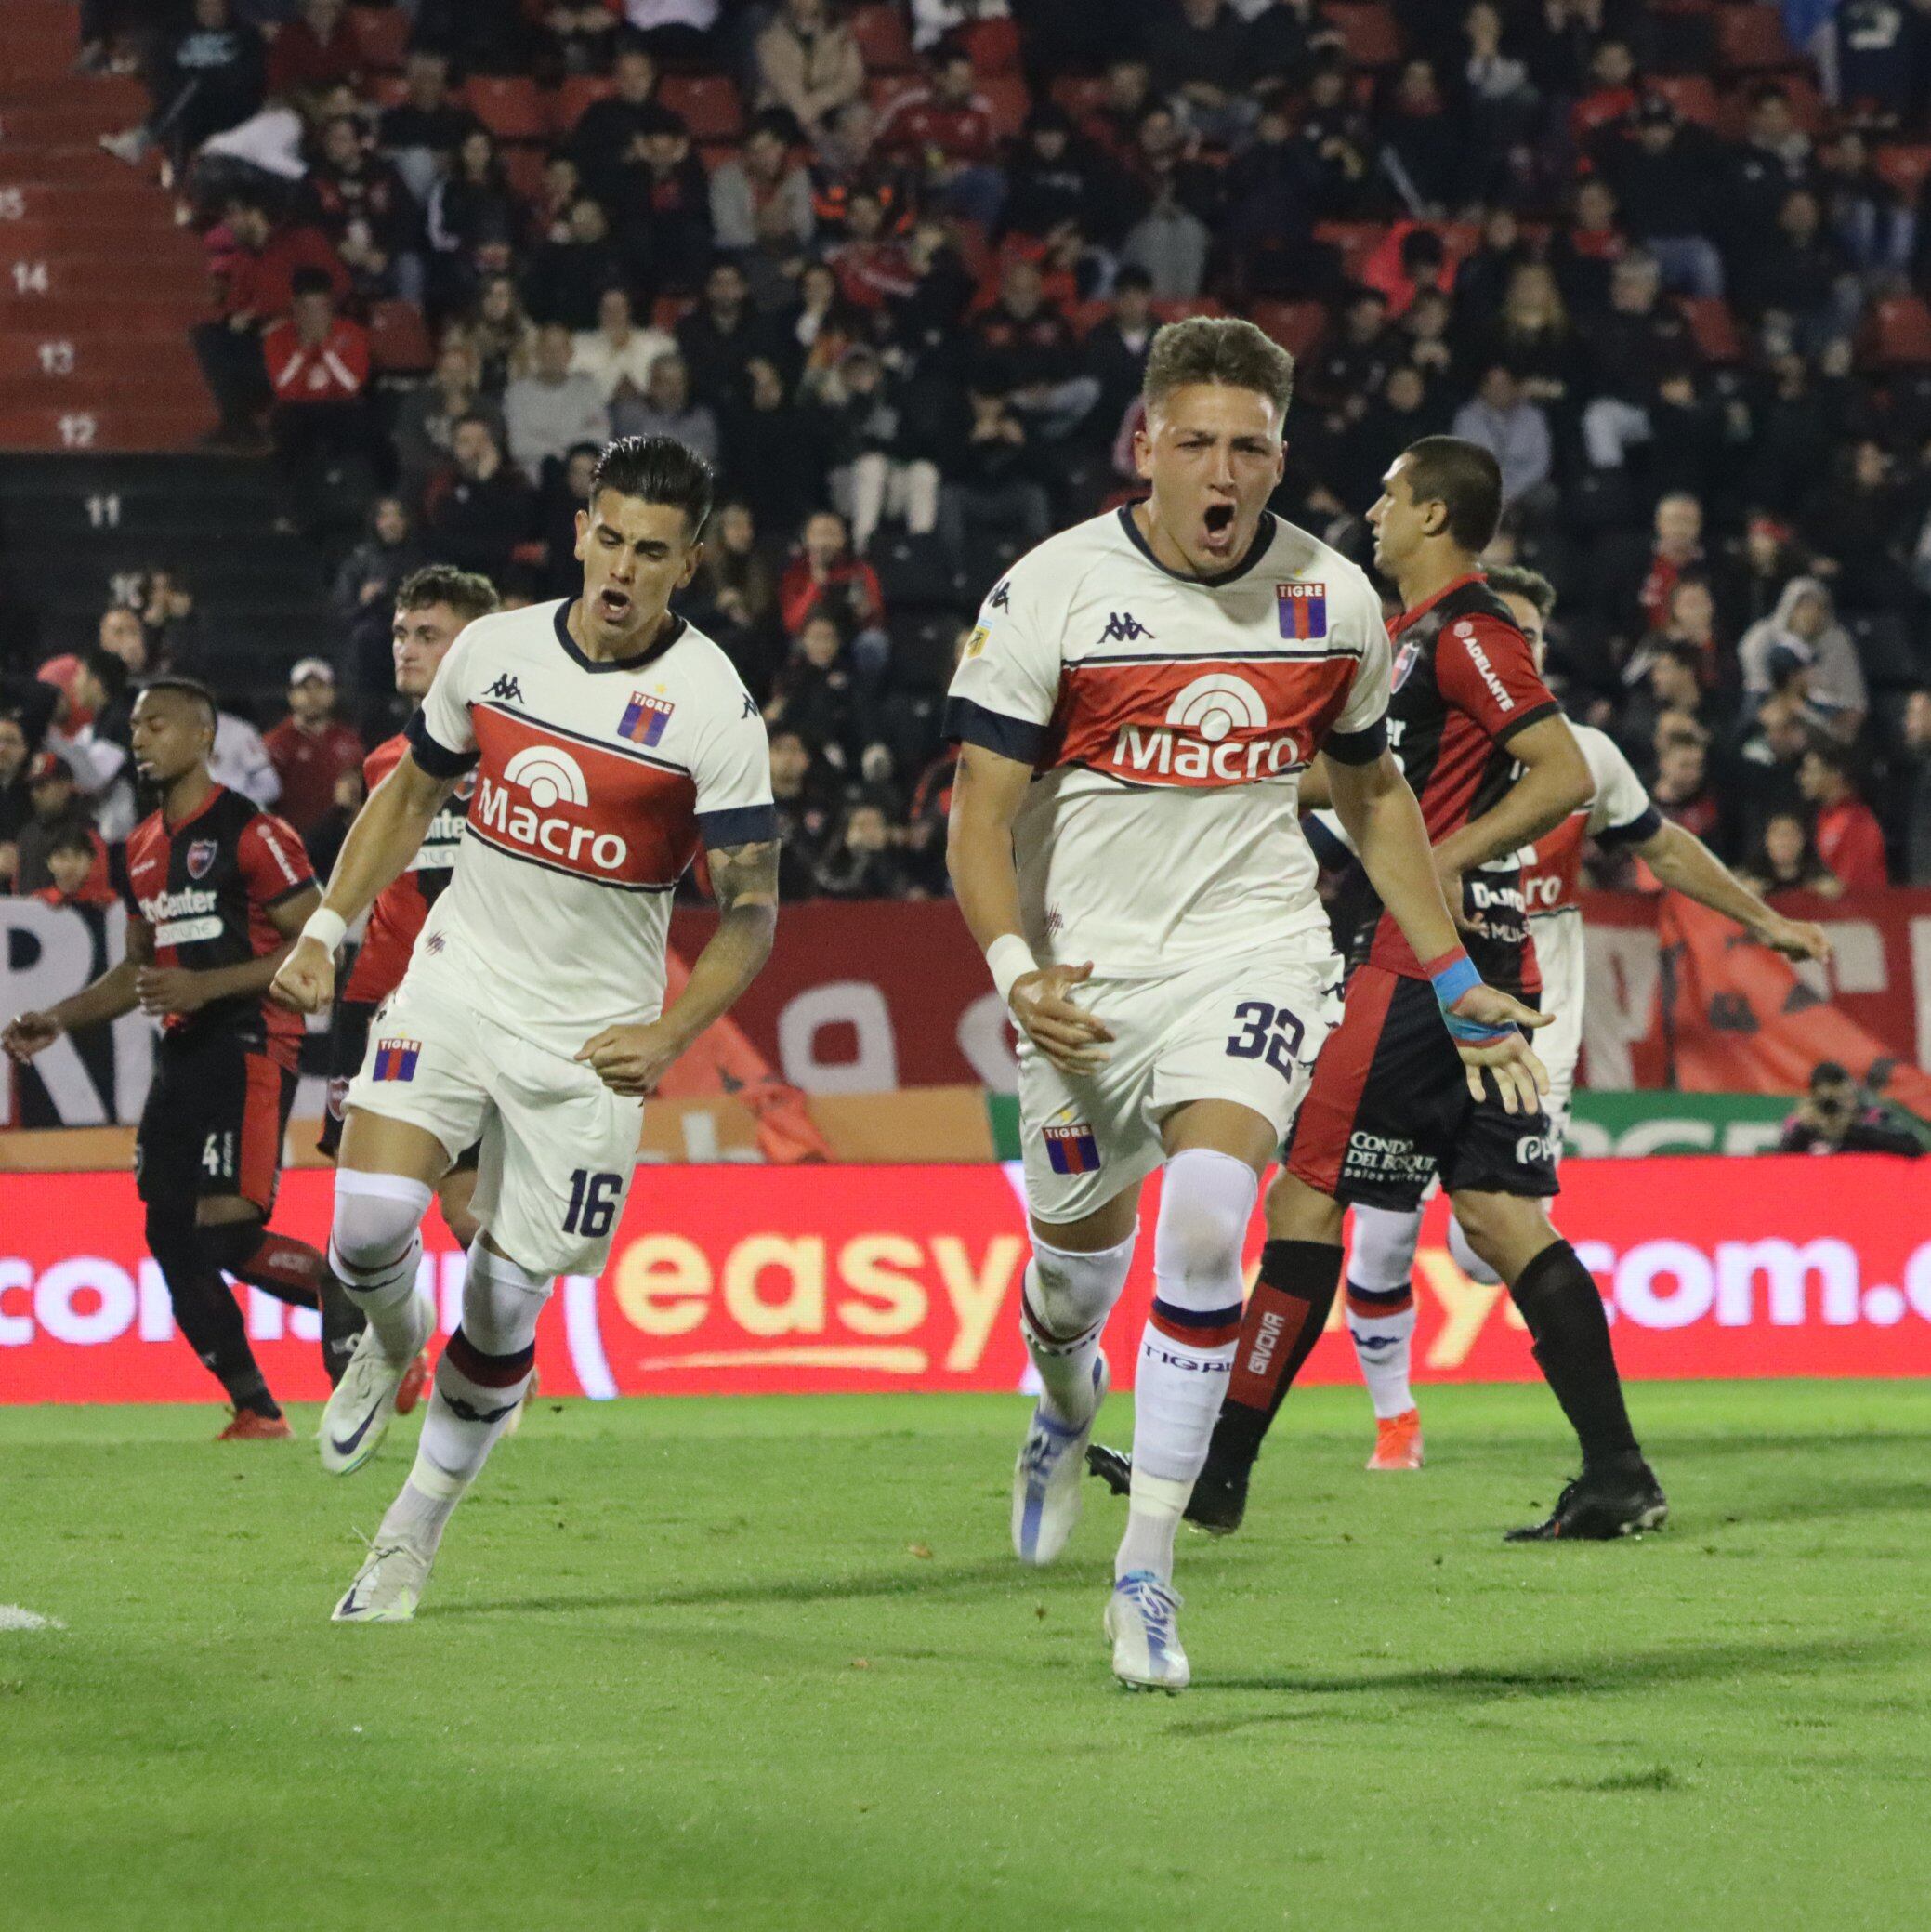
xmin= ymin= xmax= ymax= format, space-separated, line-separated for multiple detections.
xmin=986 ymin=933 xmax=1038 ymax=1007
xmin=301 ymin=907 xmax=348 ymax=955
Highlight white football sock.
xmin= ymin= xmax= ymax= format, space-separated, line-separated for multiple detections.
xmin=1021 ymin=1229 xmax=1134 ymax=1428
xmin=1121 ymin=1148 xmax=1255 ymax=1584
xmin=1346 ymin=1283 xmax=1417 ymax=1419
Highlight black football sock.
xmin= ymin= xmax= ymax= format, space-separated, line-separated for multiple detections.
xmin=144 ymin=1211 xmax=280 ymax=1415
xmin=318 ymin=1264 xmax=368 ymax=1387
xmin=203 ymin=1219 xmax=322 ymax=1309
xmin=1209 ymin=1239 xmax=1344 ymax=1467
xmin=1508 ymin=1240 xmax=1640 ymax=1468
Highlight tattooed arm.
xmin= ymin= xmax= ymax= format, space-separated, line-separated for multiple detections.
xmin=573 ymin=839 xmax=780 ymax=1097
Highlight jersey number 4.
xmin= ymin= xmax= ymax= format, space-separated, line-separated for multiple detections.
xmin=563 ymin=1168 xmax=624 ymax=1238
xmin=1226 ymin=1000 xmax=1304 ymax=1078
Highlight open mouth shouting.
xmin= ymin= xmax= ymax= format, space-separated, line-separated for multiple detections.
xmin=1199 ymin=499 xmax=1238 ymax=559
xmin=596 ymin=585 xmax=634 ymax=624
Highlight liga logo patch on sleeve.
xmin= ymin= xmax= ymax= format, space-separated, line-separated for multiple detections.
xmin=1277 ymin=581 xmax=1327 ymax=640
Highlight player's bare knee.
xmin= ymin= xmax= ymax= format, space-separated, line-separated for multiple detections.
xmin=1451 ymin=1191 xmax=1550 ymax=1281
xmin=1265 ymin=1168 xmax=1344 ymax=1245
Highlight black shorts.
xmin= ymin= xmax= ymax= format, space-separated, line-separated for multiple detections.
xmin=137 ymin=1030 xmax=296 ymax=1215
xmin=1283 ymin=964 xmax=1558 ymax=1211
xmin=319 ymin=997 xmax=479 ymax=1173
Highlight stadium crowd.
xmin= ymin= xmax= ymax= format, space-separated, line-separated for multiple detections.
xmin=10 ymin=0 xmax=1931 ymax=905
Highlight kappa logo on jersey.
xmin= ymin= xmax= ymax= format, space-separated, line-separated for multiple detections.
xmin=475 ymin=742 xmax=631 ymax=873
xmin=372 ymin=1037 xmax=420 ymax=1081
xmin=186 ymin=838 xmax=217 ymax=881
xmin=988 ymin=580 xmax=1010 ymax=611
xmin=1112 ymin=670 xmax=1304 ymax=782
xmin=1099 ymin=611 xmax=1154 ymax=644
xmin=1277 ymin=581 xmax=1328 ymax=640
xmin=1043 ymin=1122 xmax=1101 ymax=1175
xmin=484 ymin=672 xmax=525 ymax=704
xmin=618 ymin=690 xmax=674 ymax=748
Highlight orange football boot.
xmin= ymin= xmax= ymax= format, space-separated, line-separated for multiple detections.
xmin=217 ymin=1409 xmax=294 ymax=1441
xmin=1367 ymin=1408 xmax=1424 ymax=1471
xmin=394 ymin=1347 xmax=434 ymax=1416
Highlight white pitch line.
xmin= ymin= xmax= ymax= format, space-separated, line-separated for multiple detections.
xmin=0 ymin=1605 xmax=65 ymax=1631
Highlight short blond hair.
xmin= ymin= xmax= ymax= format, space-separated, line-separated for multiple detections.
xmin=1143 ymin=316 xmax=1294 ymax=421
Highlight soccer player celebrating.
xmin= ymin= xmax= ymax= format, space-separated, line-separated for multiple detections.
xmin=271 ymin=437 xmax=777 ymax=1623
xmin=5 ymin=679 xmax=330 ymax=1437
xmin=1338 ymin=564 xmax=1831 ymax=1466
xmin=946 ymin=327 xmax=1547 ymax=1689
xmin=314 ymin=565 xmax=498 ymax=1387
xmin=1112 ymin=437 xmax=1678 ymax=1544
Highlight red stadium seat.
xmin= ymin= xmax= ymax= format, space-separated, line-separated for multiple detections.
xmin=650 ymin=295 xmax=694 ymax=332
xmin=1876 ymin=144 xmax=1931 ymax=201
xmin=962 ymin=18 xmax=1022 ymax=74
xmin=466 ymin=76 xmax=546 ymax=142
xmin=1324 ymin=3 xmax=1404 ymax=69
xmin=867 ymin=75 xmax=918 ymax=121
xmin=978 ymin=73 xmax=1031 ymax=139
xmin=1246 ymin=298 xmax=1328 ymax=360
xmin=1649 ymin=74 xmax=1721 ymax=127
xmin=1714 ymin=4 xmax=1794 ymax=72
xmin=660 ymin=75 xmax=745 ymax=142
xmin=1313 ymin=220 xmax=1386 ymax=282
xmin=367 ymin=298 xmax=434 ymax=374
xmin=500 ymin=145 xmax=548 ymax=207
xmin=551 ymin=74 xmax=614 ymax=137
xmin=1677 ymin=296 xmax=1744 ymax=362
xmin=1050 ymin=75 xmax=1109 ymax=122
xmin=1866 ymin=295 xmax=1931 ymax=366
xmin=849 ymin=4 xmax=917 ymax=74
xmin=348 ymin=4 xmax=410 ymax=72
xmin=367 ymin=72 xmax=407 ymax=110
xmin=1150 ymin=297 xmax=1226 ymax=323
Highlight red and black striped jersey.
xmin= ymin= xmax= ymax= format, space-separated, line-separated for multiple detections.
xmin=1356 ymin=573 xmax=1559 ymax=998
xmin=122 ymin=784 xmax=314 ymax=1068
xmin=340 ymin=729 xmax=472 ymax=1005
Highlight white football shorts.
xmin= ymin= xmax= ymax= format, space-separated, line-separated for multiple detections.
xmin=1018 ymin=941 xmax=1343 ymax=1225
xmin=344 ymin=975 xmax=645 ymax=1276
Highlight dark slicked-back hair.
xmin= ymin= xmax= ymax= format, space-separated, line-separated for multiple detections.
xmin=397 ymin=565 xmax=499 ymax=624
xmin=1400 ymin=436 xmax=1504 ymax=553
xmin=136 ymin=675 xmax=217 ymax=729
xmin=1484 ymin=563 xmax=1557 ymax=620
xmin=1144 ymin=316 xmax=1294 ymax=421
xmin=591 ymin=434 xmax=716 ymax=536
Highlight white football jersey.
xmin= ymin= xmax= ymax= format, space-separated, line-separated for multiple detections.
xmin=402 ymin=598 xmax=772 ymax=1058
xmin=945 ymin=506 xmax=1389 ymax=977
xmin=1520 ymin=723 xmax=1657 ymax=922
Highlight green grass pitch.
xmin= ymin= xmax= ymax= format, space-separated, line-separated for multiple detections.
xmin=3 ymin=1381 xmax=1928 ymax=1931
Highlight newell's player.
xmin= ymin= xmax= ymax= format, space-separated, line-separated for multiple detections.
xmin=946 ymin=322 xmax=1547 ymax=1691
xmin=4 ymin=679 xmax=336 ymax=1439
xmin=1338 ymin=564 xmax=1831 ymax=1465
xmin=1141 ymin=438 xmax=1675 ymax=1544
xmin=270 ymin=437 xmax=777 ymax=1623
xmin=315 ymin=565 xmax=499 ymax=1387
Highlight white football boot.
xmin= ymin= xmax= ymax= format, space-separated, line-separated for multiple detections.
xmin=331 ymin=1534 xmax=435 ymax=1623
xmin=1011 ymin=1355 xmax=1110 ymax=1566
xmin=1105 ymin=1570 xmax=1189 ymax=1691
xmin=318 ymin=1289 xmax=433 ymax=1476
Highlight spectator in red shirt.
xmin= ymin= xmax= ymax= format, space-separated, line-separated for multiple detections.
xmin=192 ymin=194 xmax=350 ymax=448
xmin=266 ymin=0 xmax=362 ymax=106
xmin=779 ymin=511 xmax=887 ymax=669
xmin=875 ymin=45 xmax=1007 ymax=229
xmin=264 ymin=659 xmax=363 ymax=845
xmin=1800 ymin=743 xmax=1889 ymax=890
xmin=261 ymin=268 xmax=374 ymax=531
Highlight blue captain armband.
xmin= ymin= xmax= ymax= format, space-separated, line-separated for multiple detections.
xmin=1425 ymin=946 xmax=1517 ymax=1045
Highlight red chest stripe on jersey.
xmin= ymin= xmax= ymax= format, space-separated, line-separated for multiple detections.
xmin=469 ymin=705 xmax=696 ymax=888
xmin=1049 ymin=655 xmax=1358 ymax=787
xmin=1523 ymin=808 xmax=1589 ymax=916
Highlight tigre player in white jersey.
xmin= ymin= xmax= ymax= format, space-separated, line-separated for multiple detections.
xmin=271 ymin=438 xmax=777 ymax=1622
xmin=946 ymin=319 xmax=1550 ymax=1689
xmin=1341 ymin=564 xmax=1830 ymax=1464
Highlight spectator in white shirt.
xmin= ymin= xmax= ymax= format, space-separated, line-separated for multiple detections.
xmin=505 ymin=321 xmax=612 ymax=480
xmin=571 ymin=287 xmax=675 ymax=407
xmin=212 ymin=710 xmax=281 ymax=808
